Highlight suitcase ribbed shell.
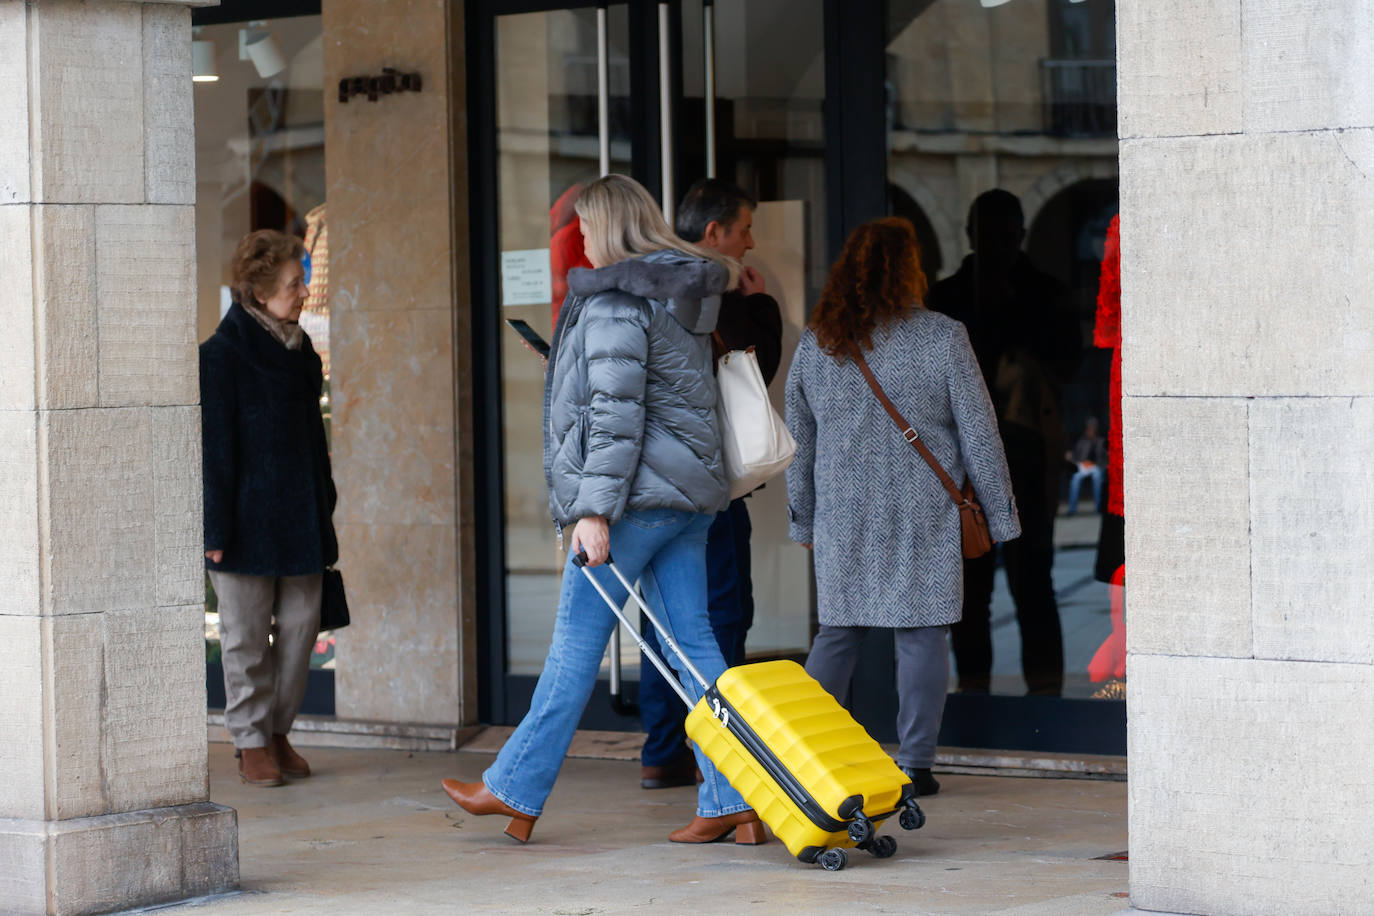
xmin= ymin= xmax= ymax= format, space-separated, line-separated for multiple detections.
xmin=685 ymin=659 xmax=911 ymax=860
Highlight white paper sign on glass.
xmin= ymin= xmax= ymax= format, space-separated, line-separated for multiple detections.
xmin=500 ymin=248 xmax=553 ymax=306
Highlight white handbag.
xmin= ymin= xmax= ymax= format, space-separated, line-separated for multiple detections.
xmin=715 ymin=343 xmax=796 ymax=500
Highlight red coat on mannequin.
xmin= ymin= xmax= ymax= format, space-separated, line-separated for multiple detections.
xmin=1088 ymin=214 xmax=1126 ymax=684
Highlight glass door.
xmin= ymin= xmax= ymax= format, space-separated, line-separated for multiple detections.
xmin=495 ymin=6 xmax=633 ymax=686
xmin=470 ymin=0 xmax=644 ymax=725
xmin=871 ymin=0 xmax=1124 ymax=753
xmin=675 ymin=0 xmax=827 ymax=668
xmin=471 ymin=0 xmax=1124 ymax=757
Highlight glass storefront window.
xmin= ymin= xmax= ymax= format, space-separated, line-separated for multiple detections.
xmin=496 ymin=7 xmax=634 ymax=676
xmin=193 ymin=16 xmax=333 ymax=671
xmin=887 ymin=0 xmax=1121 ymax=699
xmin=495 ymin=1 xmax=825 ymax=677
xmin=679 ymin=0 xmax=826 ymax=663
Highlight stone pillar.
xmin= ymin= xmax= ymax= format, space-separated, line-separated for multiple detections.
xmin=1119 ymin=3 xmax=1374 ymax=914
xmin=324 ymin=0 xmax=479 ymax=728
xmin=0 ymin=2 xmax=238 ymax=913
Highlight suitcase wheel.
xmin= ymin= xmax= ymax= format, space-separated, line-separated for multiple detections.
xmin=818 ymin=847 xmax=848 ymax=871
xmin=847 ymin=815 xmax=874 ymax=845
xmin=866 ymin=835 xmax=897 ymax=859
xmin=899 ymin=804 xmax=926 ymax=831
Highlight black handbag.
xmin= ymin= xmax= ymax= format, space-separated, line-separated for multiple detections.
xmin=320 ymin=568 xmax=351 ymax=632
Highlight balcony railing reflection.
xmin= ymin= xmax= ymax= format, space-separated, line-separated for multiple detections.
xmin=1041 ymin=59 xmax=1117 ymax=138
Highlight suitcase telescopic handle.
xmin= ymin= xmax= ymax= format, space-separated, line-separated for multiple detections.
xmin=577 ymin=553 xmax=638 ymax=715
xmin=573 ymin=551 xmax=711 ymax=705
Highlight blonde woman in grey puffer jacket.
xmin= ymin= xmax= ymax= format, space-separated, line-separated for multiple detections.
xmin=441 ymin=175 xmax=769 ymax=848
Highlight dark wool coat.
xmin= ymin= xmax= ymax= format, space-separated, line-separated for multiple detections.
xmin=715 ymin=289 xmax=783 ymax=385
xmin=201 ymin=303 xmax=338 ymax=577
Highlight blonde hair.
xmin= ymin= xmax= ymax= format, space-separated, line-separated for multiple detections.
xmin=575 ymin=174 xmax=741 ymax=289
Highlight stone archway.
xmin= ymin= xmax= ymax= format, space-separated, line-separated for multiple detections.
xmin=886 ymin=163 xmax=964 ymax=282
xmin=1025 ymin=176 xmax=1120 ymax=294
xmin=887 ymin=182 xmax=945 ymax=280
xmin=1020 ymin=159 xmax=1119 ymax=233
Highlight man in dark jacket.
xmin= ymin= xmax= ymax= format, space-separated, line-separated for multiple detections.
xmin=637 ymin=179 xmax=784 ymax=788
xmin=927 ymin=189 xmax=1081 ymax=696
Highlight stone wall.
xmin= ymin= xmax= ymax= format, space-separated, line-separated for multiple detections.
xmin=0 ymin=1 xmax=237 ymax=913
xmin=324 ymin=0 xmax=478 ymax=727
xmin=1119 ymin=2 xmax=1374 ymax=913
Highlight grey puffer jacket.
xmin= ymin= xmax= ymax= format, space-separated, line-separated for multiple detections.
xmin=544 ymin=248 xmax=731 ymax=528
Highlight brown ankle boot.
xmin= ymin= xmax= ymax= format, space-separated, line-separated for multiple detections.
xmin=270 ymin=734 xmax=311 ymax=778
xmin=237 ymin=746 xmax=284 ymax=787
xmin=440 ymin=778 xmax=537 ymax=843
xmin=669 ymin=810 xmax=768 ymax=844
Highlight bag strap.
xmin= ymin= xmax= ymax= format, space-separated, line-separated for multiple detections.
xmin=854 ymin=350 xmax=967 ymax=507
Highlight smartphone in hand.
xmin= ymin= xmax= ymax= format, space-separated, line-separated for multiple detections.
xmin=505 ymin=319 xmax=551 ymax=359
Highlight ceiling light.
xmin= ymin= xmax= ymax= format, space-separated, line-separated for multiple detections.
xmin=192 ymin=39 xmax=218 ymax=82
xmin=243 ymin=30 xmax=286 ymax=79
xmin=980 ymin=0 xmax=1015 ymax=6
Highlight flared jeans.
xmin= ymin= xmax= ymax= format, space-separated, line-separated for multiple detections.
xmin=483 ymin=508 xmax=750 ymax=819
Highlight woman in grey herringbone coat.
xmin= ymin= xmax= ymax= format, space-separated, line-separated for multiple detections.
xmin=785 ymin=218 xmax=1020 ymax=795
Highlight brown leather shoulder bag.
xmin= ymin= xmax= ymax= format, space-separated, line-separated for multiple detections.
xmin=854 ymin=352 xmax=993 ymax=559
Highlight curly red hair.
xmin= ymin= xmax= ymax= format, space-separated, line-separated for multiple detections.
xmin=811 ymin=217 xmax=928 ymax=360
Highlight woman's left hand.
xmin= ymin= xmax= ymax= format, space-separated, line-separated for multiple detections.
xmin=570 ymin=516 xmax=610 ymax=566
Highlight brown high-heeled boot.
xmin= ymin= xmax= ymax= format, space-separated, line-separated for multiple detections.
xmin=440 ymin=778 xmax=537 ymax=843
xmin=669 ymin=809 xmax=768 ymax=844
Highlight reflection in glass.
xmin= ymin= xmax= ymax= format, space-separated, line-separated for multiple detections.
xmin=193 ymin=16 xmax=330 ymax=668
xmin=678 ymin=0 xmax=825 ymax=662
xmin=886 ymin=0 xmax=1120 ymax=698
xmin=497 ymin=9 xmax=633 ymax=675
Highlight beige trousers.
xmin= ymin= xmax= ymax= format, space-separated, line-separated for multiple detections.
xmin=210 ymin=571 xmax=322 ymax=749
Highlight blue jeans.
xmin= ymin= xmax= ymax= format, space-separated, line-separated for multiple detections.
xmin=640 ymin=500 xmax=748 ymax=767
xmin=483 ymin=509 xmax=750 ymax=819
xmin=1067 ymin=466 xmax=1105 ymax=515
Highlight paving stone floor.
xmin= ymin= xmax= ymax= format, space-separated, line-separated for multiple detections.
xmin=142 ymin=740 xmax=1134 ymax=915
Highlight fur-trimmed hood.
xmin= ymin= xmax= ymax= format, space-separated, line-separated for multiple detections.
xmin=566 ymin=248 xmax=728 ymax=334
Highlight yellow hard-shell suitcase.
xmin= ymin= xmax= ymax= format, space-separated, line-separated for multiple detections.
xmin=578 ymin=556 xmax=926 ymax=871
xmin=685 ymin=660 xmax=924 ymax=867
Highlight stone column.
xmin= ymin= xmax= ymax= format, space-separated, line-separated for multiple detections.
xmin=324 ymin=0 xmax=479 ymax=730
xmin=0 ymin=2 xmax=238 ymax=913
xmin=1119 ymin=3 xmax=1374 ymax=914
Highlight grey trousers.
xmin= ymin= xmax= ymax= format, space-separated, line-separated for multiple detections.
xmin=804 ymin=624 xmax=950 ymax=770
xmin=209 ymin=571 xmax=322 ymax=749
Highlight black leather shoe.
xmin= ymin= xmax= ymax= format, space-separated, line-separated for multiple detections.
xmin=641 ymin=760 xmax=698 ymax=789
xmin=900 ymin=766 xmax=940 ymax=797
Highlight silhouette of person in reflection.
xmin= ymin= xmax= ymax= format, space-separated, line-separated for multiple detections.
xmin=927 ymin=189 xmax=1081 ymax=695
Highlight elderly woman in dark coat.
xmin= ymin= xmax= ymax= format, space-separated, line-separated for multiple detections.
xmin=201 ymin=229 xmax=337 ymax=788
xmin=785 ymin=218 xmax=1019 ymax=797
